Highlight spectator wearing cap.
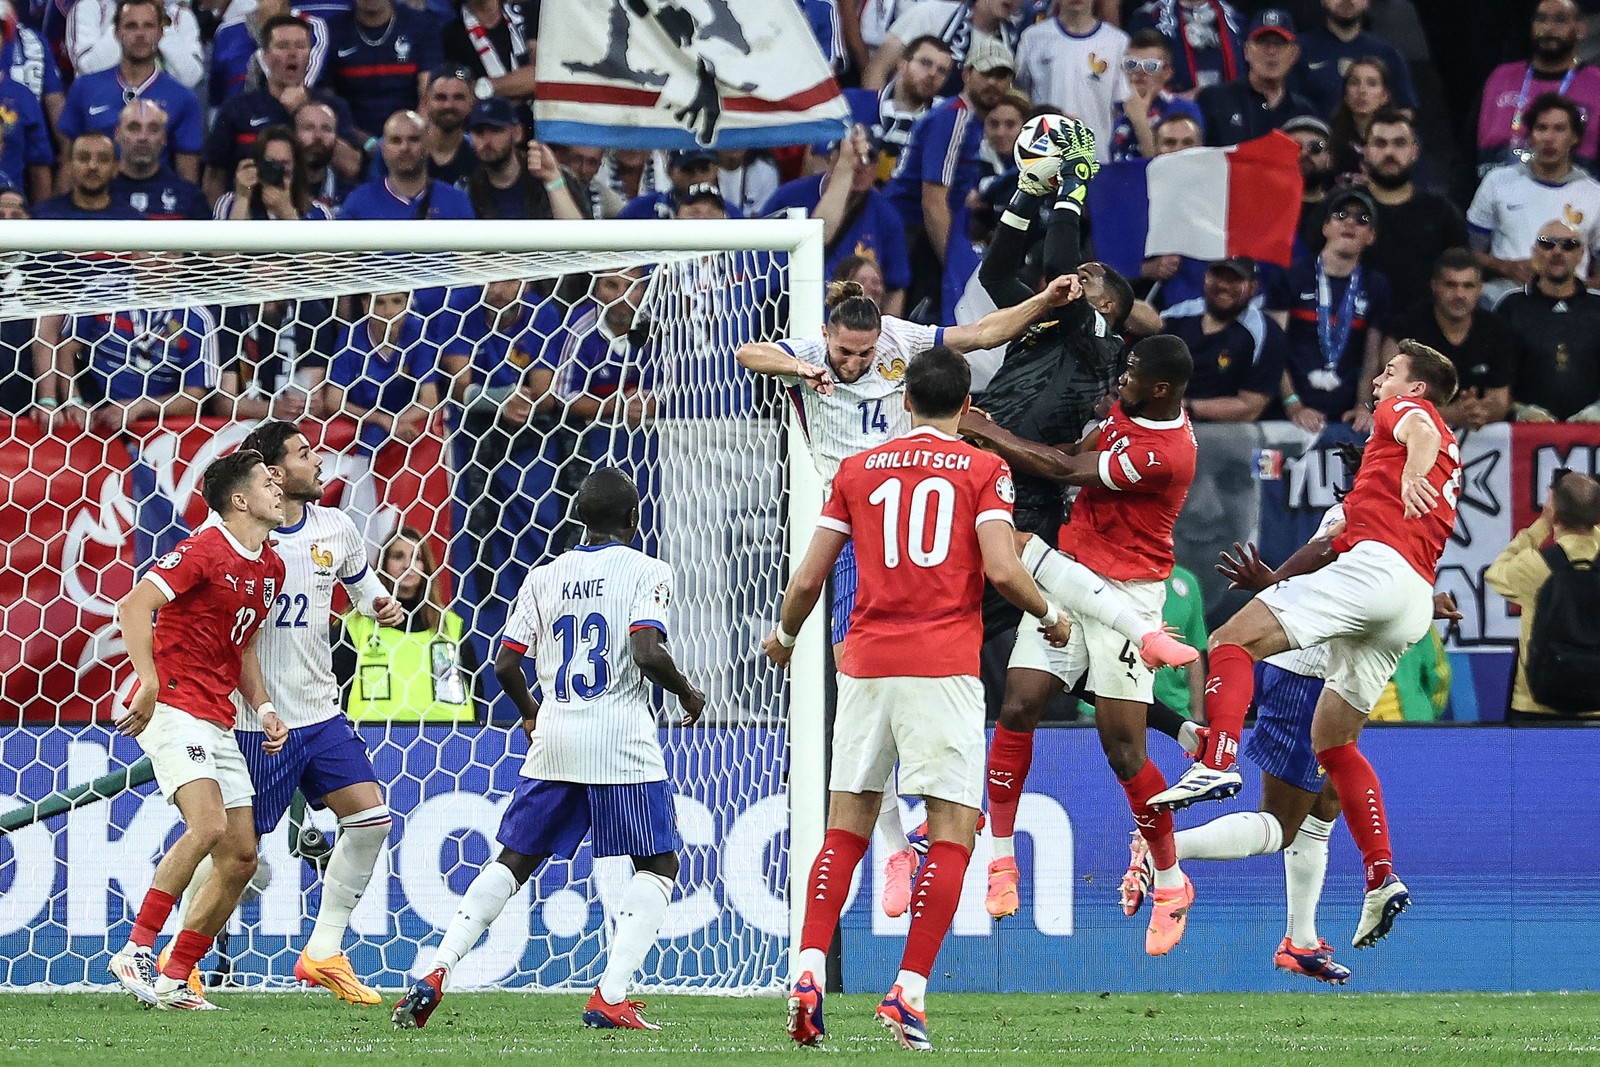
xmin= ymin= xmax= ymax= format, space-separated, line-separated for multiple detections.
xmin=339 ymin=109 xmax=475 ymax=218
xmin=462 ymin=97 xmax=582 ymax=220
xmin=1469 ymin=94 xmax=1600 ymax=309
xmin=884 ymin=36 xmax=1015 ymax=321
xmin=440 ymin=0 xmax=536 ymax=103
xmin=204 ymin=15 xmax=365 ymax=205
xmin=1266 ymin=187 xmax=1391 ymax=433
xmin=1290 ymin=0 xmax=1417 ymax=118
xmin=34 ymin=132 xmax=144 ymax=218
xmin=1479 ymin=0 xmax=1600 ymax=176
xmin=0 ymin=68 xmax=51 ymax=205
xmin=863 ymin=0 xmax=1018 ymax=98
xmin=296 ymin=101 xmax=357 ymax=210
xmin=1111 ymin=29 xmax=1205 ymax=161
xmin=67 ymin=0 xmax=202 ymax=90
xmin=844 ymin=35 xmax=952 ymax=184
xmin=1358 ymin=109 xmax=1467 ymax=315
xmin=1127 ymin=0 xmax=1246 ymax=95
xmin=1014 ymin=0 xmax=1128 ymax=164
xmin=208 ymin=0 xmax=329 ymax=107
xmin=1282 ymin=114 xmax=1335 ymax=252
xmin=1493 ymin=221 xmax=1600 ymax=423
xmin=319 ymin=0 xmax=442 ymax=141
xmin=58 ymin=0 xmax=203 ymax=182
xmin=415 ymin=65 xmax=479 ymax=189
xmin=617 ymin=148 xmax=741 ymax=220
xmin=109 ymin=98 xmax=207 ymax=219
xmin=552 ymin=143 xmax=624 ymax=219
xmin=762 ymin=124 xmax=911 ymax=316
xmin=1381 ymin=248 xmax=1516 ymax=430
xmin=1197 ymin=9 xmax=1316 ymax=147
xmin=1161 ymin=257 xmax=1290 ymax=422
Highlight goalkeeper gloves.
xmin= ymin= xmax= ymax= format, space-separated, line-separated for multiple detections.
xmin=1050 ymin=121 xmax=1100 ymax=210
xmin=1016 ymin=153 xmax=1063 ymax=197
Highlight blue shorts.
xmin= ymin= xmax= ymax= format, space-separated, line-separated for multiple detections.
xmin=1244 ymin=663 xmax=1327 ymax=795
xmin=239 ymin=716 xmax=378 ymax=838
xmin=497 ymin=777 xmax=682 ymax=859
xmin=829 ymin=540 xmax=858 ymax=646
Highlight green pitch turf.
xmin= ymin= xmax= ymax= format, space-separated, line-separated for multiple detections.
xmin=0 ymin=991 xmax=1596 ymax=1065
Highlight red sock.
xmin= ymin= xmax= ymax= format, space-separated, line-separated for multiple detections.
xmin=985 ymin=725 xmax=1035 ymax=838
xmin=1201 ymin=643 xmax=1256 ymax=770
xmin=899 ymin=840 xmax=972 ymax=978
xmin=161 ymin=928 xmax=213 ymax=980
xmin=798 ymin=828 xmax=869 ymax=954
xmin=129 ymin=888 xmax=178 ymax=950
xmin=1120 ymin=760 xmax=1177 ymax=870
xmin=1317 ymin=743 xmax=1393 ymax=890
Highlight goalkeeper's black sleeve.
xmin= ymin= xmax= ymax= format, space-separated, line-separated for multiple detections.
xmin=978 ymin=187 xmax=1045 ymax=310
xmin=1041 ymin=200 xmax=1086 ymax=281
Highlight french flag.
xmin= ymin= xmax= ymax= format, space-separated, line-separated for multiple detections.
xmin=1087 ymin=131 xmax=1304 ymax=279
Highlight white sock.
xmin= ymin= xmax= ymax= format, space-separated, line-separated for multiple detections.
xmin=433 ymin=861 xmax=521 ymax=982
xmin=1285 ymin=814 xmax=1335 ymax=950
xmin=1151 ymin=860 xmax=1184 ymax=890
xmin=305 ymin=806 xmax=391 ymax=960
xmin=991 ymin=835 xmax=1015 ymax=861
xmin=175 ymin=853 xmax=213 ymax=933
xmin=797 ymin=947 xmax=827 ymax=980
xmin=893 ymin=969 xmax=927 ymax=1010
xmin=875 ymin=792 xmax=908 ymax=851
xmin=598 ymin=870 xmax=674 ymax=1004
xmin=1023 ymin=537 xmax=1146 ymax=642
xmin=1174 ymin=811 xmax=1284 ymax=862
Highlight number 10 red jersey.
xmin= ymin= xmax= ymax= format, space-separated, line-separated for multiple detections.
xmin=143 ymin=525 xmax=286 ymax=728
xmin=819 ymin=426 xmax=1015 ymax=679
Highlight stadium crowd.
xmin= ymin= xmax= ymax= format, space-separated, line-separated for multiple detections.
xmin=2 ymin=0 xmax=1599 ymax=723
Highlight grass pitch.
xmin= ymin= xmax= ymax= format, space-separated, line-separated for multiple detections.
xmin=1 ymin=990 xmax=1596 ymax=1065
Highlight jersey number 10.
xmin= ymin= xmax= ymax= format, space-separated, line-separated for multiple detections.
xmin=867 ymin=475 xmax=954 ymax=569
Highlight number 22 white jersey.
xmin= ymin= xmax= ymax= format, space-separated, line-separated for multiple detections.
xmin=502 ymin=542 xmax=674 ymax=785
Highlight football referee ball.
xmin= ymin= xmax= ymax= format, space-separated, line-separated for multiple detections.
xmin=1013 ymin=112 xmax=1079 ymax=171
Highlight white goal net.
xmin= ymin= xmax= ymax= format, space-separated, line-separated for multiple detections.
xmin=0 ymin=220 xmax=827 ymax=993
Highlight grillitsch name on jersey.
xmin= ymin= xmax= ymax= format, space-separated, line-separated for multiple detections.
xmin=861 ymin=448 xmax=974 ymax=471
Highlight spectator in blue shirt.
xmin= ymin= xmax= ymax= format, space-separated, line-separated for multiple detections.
xmin=844 ymin=34 xmax=952 ymax=185
xmin=1160 ymin=257 xmax=1290 ymax=422
xmin=0 ymin=70 xmax=50 ymax=204
xmin=209 ymin=4 xmax=329 ymax=107
xmin=320 ymin=0 xmax=441 ymax=140
xmin=1291 ymin=0 xmax=1417 ymax=118
xmin=1111 ymin=29 xmax=1205 ymax=162
xmin=204 ymin=15 xmax=365 ymax=205
xmin=34 ymin=132 xmax=144 ymax=218
xmin=53 ymin=303 xmax=218 ymax=432
xmin=110 ymin=99 xmax=207 ymax=219
xmin=417 ymin=64 xmax=478 ymax=190
xmin=762 ymin=126 xmax=911 ymax=316
xmin=57 ymin=0 xmax=203 ymax=181
xmin=295 ymin=100 xmax=357 ymax=212
xmin=1 ymin=11 xmax=66 ymax=135
xmin=321 ymin=290 xmax=440 ymax=454
xmin=215 ymin=122 xmax=335 ymax=219
xmin=340 ymin=109 xmax=475 ymax=219
xmin=617 ymin=147 xmax=741 ymax=219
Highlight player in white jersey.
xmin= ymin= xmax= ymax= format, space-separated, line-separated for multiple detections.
xmin=392 ymin=469 xmax=705 ymax=1033
xmin=175 ymin=422 xmax=404 ymax=1005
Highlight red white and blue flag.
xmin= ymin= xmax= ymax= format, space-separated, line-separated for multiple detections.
xmin=534 ymin=0 xmax=850 ymax=150
xmin=1087 ymin=131 xmax=1304 ymax=278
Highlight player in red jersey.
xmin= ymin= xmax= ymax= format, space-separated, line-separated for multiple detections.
xmin=762 ymin=346 xmax=1071 ymax=1051
xmin=1152 ymin=339 xmax=1462 ymax=949
xmin=961 ymin=334 xmax=1200 ymax=955
xmin=107 ymin=450 xmax=289 ymax=1010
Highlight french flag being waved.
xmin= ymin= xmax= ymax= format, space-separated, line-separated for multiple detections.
xmin=1087 ymin=131 xmax=1304 ymax=279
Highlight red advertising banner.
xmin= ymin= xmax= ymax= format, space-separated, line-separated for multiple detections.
xmin=0 ymin=417 xmax=451 ymax=724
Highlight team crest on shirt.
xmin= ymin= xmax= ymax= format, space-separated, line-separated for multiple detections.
xmin=995 ymin=474 xmax=1015 ymax=504
xmin=652 ymin=581 xmax=671 ymax=609
xmin=185 ymin=745 xmax=205 ymax=763
xmin=156 ymin=551 xmax=183 ymax=570
xmin=1564 ymin=203 xmax=1586 ymax=226
xmin=262 ymin=577 xmax=277 ymax=606
xmin=1087 ymin=53 xmax=1109 ymax=80
xmin=310 ymin=543 xmax=334 ymax=569
xmin=877 ymin=355 xmax=907 ymax=381
xmin=130 ymin=192 xmax=149 ymax=212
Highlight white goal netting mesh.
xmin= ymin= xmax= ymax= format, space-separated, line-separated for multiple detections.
xmin=0 ymin=239 xmax=799 ymax=992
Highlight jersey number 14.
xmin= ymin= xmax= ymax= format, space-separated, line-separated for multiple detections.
xmin=867 ymin=475 xmax=954 ymax=569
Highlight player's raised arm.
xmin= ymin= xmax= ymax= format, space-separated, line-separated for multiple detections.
xmin=941 ymin=275 xmax=1081 ymax=355
xmin=977 ymin=521 xmax=1071 ymax=647
xmin=630 ymin=629 xmax=705 ymax=726
xmin=763 ymin=526 xmax=850 ymax=668
xmin=735 ymin=341 xmax=831 ymax=392
xmin=961 ymin=409 xmax=1100 ymax=485
xmin=1394 ymin=404 xmax=1444 ymax=518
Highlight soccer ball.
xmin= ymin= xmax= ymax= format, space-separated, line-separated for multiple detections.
xmin=1013 ymin=112 xmax=1079 ymax=171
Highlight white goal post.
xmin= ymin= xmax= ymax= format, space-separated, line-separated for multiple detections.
xmin=0 ymin=219 xmax=827 ymax=993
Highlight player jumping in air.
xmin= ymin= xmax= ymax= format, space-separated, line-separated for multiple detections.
xmin=765 ymin=345 xmax=1072 ymax=1051
xmin=392 ymin=468 xmax=704 ymax=1032
xmin=169 ymin=422 xmax=405 ymax=1005
xmin=1152 ymin=340 xmax=1462 ymax=949
xmin=108 ymin=450 xmax=288 ymax=1010
xmin=962 ymin=334 xmax=1201 ymax=955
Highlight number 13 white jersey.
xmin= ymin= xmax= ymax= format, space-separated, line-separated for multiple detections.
xmin=502 ymin=542 xmax=675 ymax=784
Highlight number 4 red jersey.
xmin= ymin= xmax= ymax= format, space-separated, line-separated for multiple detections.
xmin=144 ymin=524 xmax=286 ymax=728
xmin=1332 ymin=395 xmax=1460 ymax=582
xmin=820 ymin=426 xmax=1015 ymax=679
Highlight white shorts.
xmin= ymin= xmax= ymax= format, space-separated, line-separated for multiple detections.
xmin=830 ymin=675 xmax=986 ymax=809
xmin=137 ymin=703 xmax=255 ymax=810
xmin=1008 ymin=570 xmax=1166 ymax=704
xmin=1257 ymin=540 xmax=1435 ymax=714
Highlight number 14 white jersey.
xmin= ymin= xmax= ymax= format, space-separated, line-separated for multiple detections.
xmin=502 ymin=542 xmax=675 ymax=785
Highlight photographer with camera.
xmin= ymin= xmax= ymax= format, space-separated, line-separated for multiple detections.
xmin=215 ymin=124 xmax=331 ymax=221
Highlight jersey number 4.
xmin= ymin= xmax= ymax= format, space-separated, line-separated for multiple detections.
xmin=553 ymin=612 xmax=611 ymax=701
xmin=867 ymin=475 xmax=954 ymax=569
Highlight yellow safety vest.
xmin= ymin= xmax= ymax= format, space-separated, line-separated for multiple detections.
xmin=344 ymin=610 xmax=477 ymax=722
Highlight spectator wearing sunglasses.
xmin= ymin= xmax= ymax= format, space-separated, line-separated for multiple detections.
xmin=1282 ymin=114 xmax=1336 ymax=254
xmin=1110 ymin=29 xmax=1204 ymax=161
xmin=1266 ymin=187 xmax=1391 ymax=435
xmin=1127 ymin=0 xmax=1245 ymax=95
xmin=1468 ymin=93 xmax=1600 ymax=309
xmin=1494 ymin=221 xmax=1600 ymax=423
